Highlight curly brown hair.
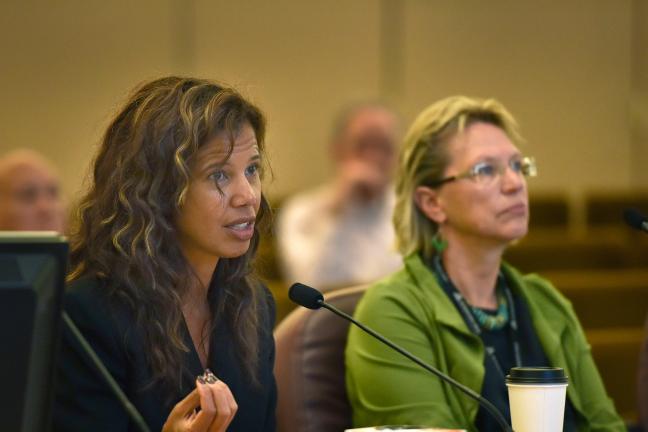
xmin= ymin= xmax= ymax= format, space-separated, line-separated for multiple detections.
xmin=68 ymin=76 xmax=271 ymax=392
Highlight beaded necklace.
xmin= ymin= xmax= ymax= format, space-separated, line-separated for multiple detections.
xmin=469 ymin=288 xmax=509 ymax=331
xmin=431 ymin=254 xmax=522 ymax=377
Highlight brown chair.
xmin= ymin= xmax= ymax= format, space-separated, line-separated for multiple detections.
xmin=274 ymin=285 xmax=368 ymax=432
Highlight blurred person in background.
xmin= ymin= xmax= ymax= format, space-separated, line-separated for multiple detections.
xmin=345 ymin=96 xmax=625 ymax=431
xmin=0 ymin=149 xmax=65 ymax=232
xmin=277 ymin=102 xmax=402 ymax=291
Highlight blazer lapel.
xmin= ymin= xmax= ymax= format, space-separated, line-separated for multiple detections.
xmin=503 ymin=265 xmax=579 ymax=410
xmin=180 ymin=317 xmax=206 ymax=386
xmin=405 ymin=253 xmax=479 ymax=337
xmin=403 ymin=253 xmax=485 ymax=423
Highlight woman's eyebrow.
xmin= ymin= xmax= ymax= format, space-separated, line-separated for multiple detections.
xmin=471 ymin=151 xmax=523 ymax=163
xmin=198 ymin=151 xmax=262 ymax=176
xmin=199 ymin=157 xmax=227 ymax=175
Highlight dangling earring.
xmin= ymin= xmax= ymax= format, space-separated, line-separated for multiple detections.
xmin=431 ymin=232 xmax=447 ymax=253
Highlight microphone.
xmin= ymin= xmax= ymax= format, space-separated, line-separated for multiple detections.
xmin=289 ymin=283 xmax=513 ymax=432
xmin=63 ymin=313 xmax=151 ymax=432
xmin=623 ymin=208 xmax=648 ymax=233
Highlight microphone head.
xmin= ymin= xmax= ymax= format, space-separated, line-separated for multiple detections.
xmin=623 ymin=208 xmax=647 ymax=231
xmin=289 ymin=283 xmax=324 ymax=309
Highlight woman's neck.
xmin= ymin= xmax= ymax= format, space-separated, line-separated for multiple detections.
xmin=182 ymin=269 xmax=215 ymax=369
xmin=440 ymin=235 xmax=505 ymax=309
xmin=181 ymin=257 xmax=217 ymax=330
xmin=182 ymin=254 xmax=217 ymax=306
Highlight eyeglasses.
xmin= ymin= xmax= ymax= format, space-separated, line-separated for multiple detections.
xmin=426 ymin=156 xmax=537 ymax=188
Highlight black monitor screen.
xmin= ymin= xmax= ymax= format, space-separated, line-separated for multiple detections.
xmin=0 ymin=233 xmax=68 ymax=432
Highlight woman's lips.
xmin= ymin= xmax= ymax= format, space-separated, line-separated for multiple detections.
xmin=225 ymin=220 xmax=255 ymax=240
xmin=500 ymin=203 xmax=527 ymax=217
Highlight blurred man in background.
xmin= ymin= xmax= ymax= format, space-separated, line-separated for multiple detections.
xmin=0 ymin=149 xmax=65 ymax=232
xmin=277 ymin=103 xmax=402 ymax=291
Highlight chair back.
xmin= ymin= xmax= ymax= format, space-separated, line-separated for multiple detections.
xmin=274 ymin=285 xmax=368 ymax=432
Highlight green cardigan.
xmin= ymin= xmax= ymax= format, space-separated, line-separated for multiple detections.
xmin=345 ymin=253 xmax=625 ymax=431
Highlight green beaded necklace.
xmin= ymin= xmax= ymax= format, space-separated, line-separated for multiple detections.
xmin=468 ymin=288 xmax=509 ymax=331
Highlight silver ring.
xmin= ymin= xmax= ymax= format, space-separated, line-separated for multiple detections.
xmin=203 ymin=369 xmax=219 ymax=384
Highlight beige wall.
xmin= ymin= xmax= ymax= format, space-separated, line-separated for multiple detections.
xmin=0 ymin=0 xmax=187 ymax=197
xmin=631 ymin=0 xmax=648 ymax=187
xmin=191 ymin=0 xmax=384 ymax=199
xmin=398 ymin=1 xmax=633 ymax=196
xmin=0 ymin=0 xmax=645 ymax=205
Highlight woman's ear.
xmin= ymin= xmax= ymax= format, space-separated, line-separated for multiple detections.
xmin=414 ymin=186 xmax=447 ymax=224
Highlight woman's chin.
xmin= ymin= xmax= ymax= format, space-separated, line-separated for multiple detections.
xmin=220 ymin=243 xmax=252 ymax=259
xmin=499 ymin=225 xmax=528 ymax=245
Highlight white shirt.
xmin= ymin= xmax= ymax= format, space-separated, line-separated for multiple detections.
xmin=277 ymin=184 xmax=403 ymax=291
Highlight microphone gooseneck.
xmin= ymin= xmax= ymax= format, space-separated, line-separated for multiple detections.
xmin=623 ymin=208 xmax=648 ymax=233
xmin=288 ymin=283 xmax=514 ymax=432
xmin=63 ymin=313 xmax=151 ymax=432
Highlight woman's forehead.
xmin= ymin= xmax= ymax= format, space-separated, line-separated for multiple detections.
xmin=446 ymin=122 xmax=518 ymax=161
xmin=195 ymin=125 xmax=259 ymax=163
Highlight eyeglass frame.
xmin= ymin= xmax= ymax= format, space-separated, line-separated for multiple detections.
xmin=424 ymin=156 xmax=537 ymax=188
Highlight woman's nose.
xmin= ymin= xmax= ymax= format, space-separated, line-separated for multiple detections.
xmin=500 ymin=165 xmax=525 ymax=192
xmin=230 ymin=176 xmax=258 ymax=207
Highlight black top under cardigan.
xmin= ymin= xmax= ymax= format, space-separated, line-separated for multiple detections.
xmin=53 ymin=275 xmax=277 ymax=432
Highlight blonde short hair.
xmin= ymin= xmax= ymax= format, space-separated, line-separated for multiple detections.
xmin=393 ymin=95 xmax=524 ymax=259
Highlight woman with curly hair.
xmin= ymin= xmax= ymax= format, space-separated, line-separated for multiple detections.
xmin=54 ymin=77 xmax=276 ymax=431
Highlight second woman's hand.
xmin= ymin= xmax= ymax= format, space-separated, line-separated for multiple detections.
xmin=162 ymin=375 xmax=238 ymax=432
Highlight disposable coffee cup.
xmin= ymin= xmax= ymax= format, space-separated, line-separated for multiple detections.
xmin=505 ymin=367 xmax=568 ymax=432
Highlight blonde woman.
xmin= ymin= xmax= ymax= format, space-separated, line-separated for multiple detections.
xmin=345 ymin=96 xmax=624 ymax=431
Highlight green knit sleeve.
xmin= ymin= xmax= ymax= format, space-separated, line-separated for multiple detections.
xmin=344 ymin=278 xmax=473 ymax=430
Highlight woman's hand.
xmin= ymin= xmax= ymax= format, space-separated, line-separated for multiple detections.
xmin=162 ymin=376 xmax=238 ymax=432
